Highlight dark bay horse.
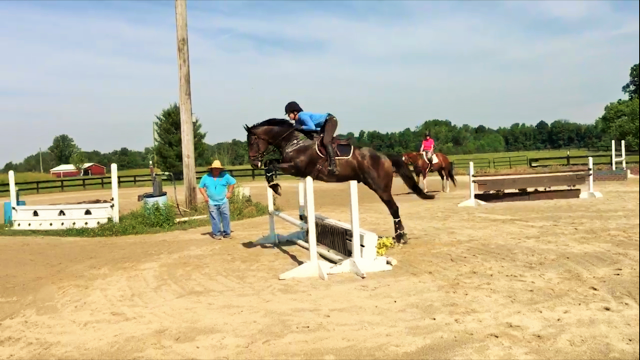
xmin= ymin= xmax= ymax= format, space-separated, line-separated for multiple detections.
xmin=402 ymin=152 xmax=457 ymax=193
xmin=244 ymin=118 xmax=436 ymax=245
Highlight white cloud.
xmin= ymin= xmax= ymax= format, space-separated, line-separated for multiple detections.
xmin=0 ymin=1 xmax=638 ymax=166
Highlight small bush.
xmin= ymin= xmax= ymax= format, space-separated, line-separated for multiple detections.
xmin=56 ymin=201 xmax=179 ymax=237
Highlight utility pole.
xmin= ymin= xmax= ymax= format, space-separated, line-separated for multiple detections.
xmin=39 ymin=148 xmax=43 ymax=173
xmin=175 ymin=0 xmax=197 ymax=209
xmin=152 ymin=120 xmax=158 ymax=166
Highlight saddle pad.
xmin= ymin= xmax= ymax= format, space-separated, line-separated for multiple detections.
xmin=315 ymin=141 xmax=354 ymax=159
xmin=422 ymin=152 xmax=439 ymax=164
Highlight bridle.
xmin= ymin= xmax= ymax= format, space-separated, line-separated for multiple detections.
xmin=247 ymin=126 xmax=297 ymax=166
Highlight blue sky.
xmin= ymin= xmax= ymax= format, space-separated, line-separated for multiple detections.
xmin=0 ymin=0 xmax=638 ymax=166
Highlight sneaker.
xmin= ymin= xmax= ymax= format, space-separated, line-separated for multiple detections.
xmin=210 ymin=233 xmax=223 ymax=240
xmin=223 ymin=234 xmax=231 ymax=239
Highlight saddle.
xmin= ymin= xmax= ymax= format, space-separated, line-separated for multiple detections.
xmin=314 ymin=135 xmax=354 ymax=159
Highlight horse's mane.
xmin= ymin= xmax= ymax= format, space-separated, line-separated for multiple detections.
xmin=244 ymin=118 xmax=294 ymax=133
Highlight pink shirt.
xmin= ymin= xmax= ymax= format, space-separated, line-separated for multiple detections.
xmin=421 ymin=139 xmax=434 ymax=151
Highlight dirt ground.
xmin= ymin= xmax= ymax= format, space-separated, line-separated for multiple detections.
xmin=1 ymin=175 xmax=638 ymax=360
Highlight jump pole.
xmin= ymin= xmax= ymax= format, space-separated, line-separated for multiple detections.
xmin=458 ymin=162 xmax=486 ymax=207
xmin=110 ymin=163 xmax=120 ymax=223
xmin=580 ymin=157 xmax=603 ymax=199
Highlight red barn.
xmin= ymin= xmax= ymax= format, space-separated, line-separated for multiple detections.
xmin=50 ymin=163 xmax=107 ymax=178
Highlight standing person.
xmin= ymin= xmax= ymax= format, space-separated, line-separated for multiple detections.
xmin=198 ymin=160 xmax=236 ymax=239
xmin=284 ymin=101 xmax=339 ymax=175
xmin=420 ymin=132 xmax=435 ymax=165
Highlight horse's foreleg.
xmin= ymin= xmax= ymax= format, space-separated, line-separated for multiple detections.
xmin=422 ymin=170 xmax=428 ymax=192
xmin=265 ymin=162 xmax=298 ymax=196
xmin=445 ymin=171 xmax=450 ymax=193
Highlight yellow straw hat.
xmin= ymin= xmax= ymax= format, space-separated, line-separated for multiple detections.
xmin=207 ymin=160 xmax=225 ymax=169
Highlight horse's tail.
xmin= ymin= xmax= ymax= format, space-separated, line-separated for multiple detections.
xmin=387 ymin=154 xmax=436 ymax=200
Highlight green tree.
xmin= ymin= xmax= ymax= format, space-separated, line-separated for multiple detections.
xmin=622 ymin=63 xmax=639 ymax=100
xmin=596 ymin=98 xmax=639 ymax=149
xmin=70 ymin=151 xmax=87 ymax=175
xmin=153 ymin=103 xmax=208 ymax=175
xmin=48 ymin=134 xmax=78 ymax=165
xmin=534 ymin=121 xmax=550 ymax=150
xmin=595 ymin=63 xmax=640 ymax=149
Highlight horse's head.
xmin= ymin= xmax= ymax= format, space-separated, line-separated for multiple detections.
xmin=243 ymin=118 xmax=296 ymax=169
xmin=402 ymin=152 xmax=415 ymax=164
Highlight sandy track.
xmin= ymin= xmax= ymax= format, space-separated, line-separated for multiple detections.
xmin=1 ymin=176 xmax=638 ymax=359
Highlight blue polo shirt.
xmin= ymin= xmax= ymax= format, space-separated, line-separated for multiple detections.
xmin=199 ymin=172 xmax=237 ymax=205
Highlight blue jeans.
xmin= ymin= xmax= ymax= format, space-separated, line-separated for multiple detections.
xmin=208 ymin=201 xmax=231 ymax=236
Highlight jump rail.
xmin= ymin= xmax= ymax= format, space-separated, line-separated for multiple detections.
xmin=458 ymin=157 xmax=602 ymax=207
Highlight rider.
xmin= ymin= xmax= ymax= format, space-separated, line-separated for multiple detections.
xmin=420 ymin=131 xmax=435 ymax=164
xmin=284 ymin=101 xmax=339 ymax=175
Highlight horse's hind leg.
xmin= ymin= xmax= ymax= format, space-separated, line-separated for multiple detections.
xmin=361 ymin=178 xmax=408 ymax=246
xmin=380 ymin=191 xmax=407 ymax=245
xmin=438 ymin=169 xmax=447 ymax=193
xmin=357 ymin=154 xmax=410 ymax=245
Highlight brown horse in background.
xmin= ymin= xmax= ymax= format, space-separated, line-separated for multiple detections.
xmin=402 ymin=152 xmax=457 ymax=193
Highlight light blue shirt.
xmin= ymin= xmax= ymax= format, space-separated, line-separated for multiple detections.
xmin=199 ymin=172 xmax=237 ymax=205
xmin=297 ymin=112 xmax=329 ymax=131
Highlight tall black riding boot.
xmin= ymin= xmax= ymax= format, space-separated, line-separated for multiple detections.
xmin=326 ymin=146 xmax=338 ymax=174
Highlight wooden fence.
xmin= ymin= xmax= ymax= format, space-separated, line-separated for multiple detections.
xmin=1 ymin=152 xmax=638 ymax=197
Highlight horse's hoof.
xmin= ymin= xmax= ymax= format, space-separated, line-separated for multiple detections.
xmin=395 ymin=232 xmax=408 ymax=245
xmin=269 ymin=183 xmax=282 ymax=196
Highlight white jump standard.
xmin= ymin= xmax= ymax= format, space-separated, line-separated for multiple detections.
xmin=612 ymin=140 xmax=626 ymax=171
xmin=257 ymin=177 xmax=396 ymax=280
xmin=8 ymin=164 xmax=120 ymax=230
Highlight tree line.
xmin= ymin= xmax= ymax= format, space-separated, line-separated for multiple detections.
xmin=3 ymin=63 xmax=637 ymax=175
